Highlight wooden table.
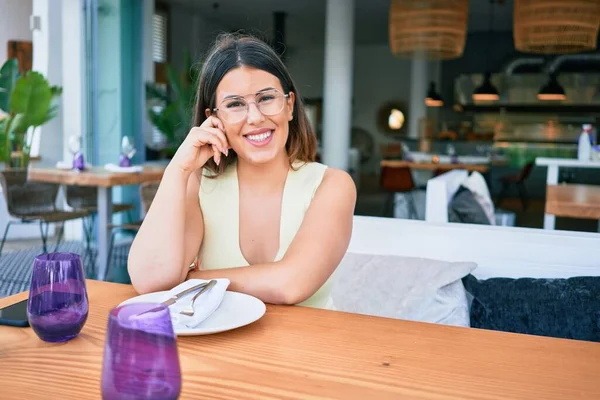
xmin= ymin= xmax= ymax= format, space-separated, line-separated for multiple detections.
xmin=381 ymin=159 xmax=489 ymax=173
xmin=28 ymin=166 xmax=165 ymax=280
xmin=1 ymin=280 xmax=599 ymax=399
xmin=546 ymin=184 xmax=600 ymax=220
xmin=535 ymin=157 xmax=600 ymax=230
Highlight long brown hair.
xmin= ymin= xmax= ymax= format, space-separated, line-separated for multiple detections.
xmin=193 ymin=33 xmax=317 ymax=176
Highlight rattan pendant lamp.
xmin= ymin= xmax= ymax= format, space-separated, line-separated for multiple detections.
xmin=389 ymin=0 xmax=469 ymax=60
xmin=514 ymin=0 xmax=600 ymax=54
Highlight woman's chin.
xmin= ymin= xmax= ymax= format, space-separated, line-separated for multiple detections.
xmin=238 ymin=146 xmax=285 ymax=165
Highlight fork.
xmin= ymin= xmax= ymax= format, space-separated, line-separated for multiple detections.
xmin=179 ymin=279 xmax=217 ymax=316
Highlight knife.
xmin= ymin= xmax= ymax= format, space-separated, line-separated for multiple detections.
xmin=161 ymin=281 xmax=211 ymax=306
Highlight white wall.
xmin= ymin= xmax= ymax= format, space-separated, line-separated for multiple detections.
xmin=288 ymin=44 xmax=440 ymax=173
xmin=0 ymin=0 xmax=32 ymax=68
xmin=31 ymin=0 xmax=63 ymax=164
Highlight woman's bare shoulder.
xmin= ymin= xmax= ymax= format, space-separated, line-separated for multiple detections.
xmin=320 ymin=167 xmax=357 ymax=200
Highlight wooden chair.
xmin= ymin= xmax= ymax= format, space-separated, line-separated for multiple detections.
xmin=0 ymin=170 xmax=92 ymax=257
xmin=380 ymin=166 xmax=418 ymax=218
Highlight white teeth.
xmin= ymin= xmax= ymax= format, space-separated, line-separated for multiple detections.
xmin=246 ymin=131 xmax=272 ymax=142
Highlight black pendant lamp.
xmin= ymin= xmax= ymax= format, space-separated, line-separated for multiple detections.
xmin=425 ymin=81 xmax=444 ymax=107
xmin=472 ymin=0 xmax=500 ymax=102
xmin=473 ymin=72 xmax=500 ymax=101
xmin=537 ymin=73 xmax=566 ymax=101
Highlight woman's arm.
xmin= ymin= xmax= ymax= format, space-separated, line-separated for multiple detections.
xmin=128 ymin=117 xmax=229 ymax=294
xmin=127 ymin=165 xmax=204 ymax=294
xmin=188 ymin=168 xmax=357 ymax=305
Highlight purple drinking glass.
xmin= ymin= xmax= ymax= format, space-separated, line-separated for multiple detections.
xmin=119 ymin=153 xmax=132 ymax=167
xmin=73 ymin=151 xmax=85 ymax=171
xmin=101 ymin=303 xmax=182 ymax=400
xmin=27 ymin=252 xmax=89 ymax=342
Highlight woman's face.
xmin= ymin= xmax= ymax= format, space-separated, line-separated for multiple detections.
xmin=210 ymin=66 xmax=295 ymax=166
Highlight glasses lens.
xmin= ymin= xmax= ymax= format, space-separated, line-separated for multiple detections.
xmin=216 ymin=90 xmax=286 ymax=123
xmin=257 ymin=91 xmax=285 ymax=116
xmin=218 ymin=98 xmax=247 ymax=124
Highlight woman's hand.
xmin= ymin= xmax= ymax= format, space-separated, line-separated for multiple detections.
xmin=171 ymin=116 xmax=230 ymax=173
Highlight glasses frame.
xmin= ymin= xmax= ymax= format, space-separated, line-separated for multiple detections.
xmin=212 ymin=89 xmax=291 ymax=123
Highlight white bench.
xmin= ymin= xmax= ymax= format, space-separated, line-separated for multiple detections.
xmin=348 ymin=216 xmax=600 ymax=279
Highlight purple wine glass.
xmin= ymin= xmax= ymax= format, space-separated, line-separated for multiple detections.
xmin=27 ymin=252 xmax=89 ymax=342
xmin=101 ymin=303 xmax=182 ymax=400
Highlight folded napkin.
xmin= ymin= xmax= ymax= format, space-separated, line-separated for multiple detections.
xmin=104 ymin=163 xmax=143 ymax=173
xmin=161 ymin=279 xmax=230 ymax=329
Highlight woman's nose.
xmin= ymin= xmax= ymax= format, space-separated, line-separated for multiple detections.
xmin=246 ymin=102 xmax=265 ymax=124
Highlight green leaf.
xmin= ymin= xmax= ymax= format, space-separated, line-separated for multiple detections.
xmin=10 ymin=113 xmax=29 ymax=134
xmin=10 ymin=71 xmax=53 ymax=127
xmin=166 ymin=64 xmax=183 ymax=101
xmin=50 ymin=85 xmax=63 ymax=98
xmin=0 ymin=59 xmax=19 ymax=112
xmin=145 ymin=82 xmax=169 ymax=103
xmin=149 ymin=106 xmax=177 ymax=143
xmin=0 ymin=119 xmax=6 ymax=162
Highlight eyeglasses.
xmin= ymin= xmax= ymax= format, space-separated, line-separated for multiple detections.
xmin=212 ymin=89 xmax=290 ymax=124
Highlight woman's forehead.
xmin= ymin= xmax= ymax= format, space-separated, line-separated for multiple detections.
xmin=216 ymin=67 xmax=283 ymax=102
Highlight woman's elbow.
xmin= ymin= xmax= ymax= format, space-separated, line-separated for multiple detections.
xmin=127 ymin=261 xmax=182 ymax=295
xmin=269 ymin=283 xmax=311 ymax=305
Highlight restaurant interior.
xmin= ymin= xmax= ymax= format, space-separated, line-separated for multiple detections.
xmin=1 ymin=1 xmax=600 ymax=398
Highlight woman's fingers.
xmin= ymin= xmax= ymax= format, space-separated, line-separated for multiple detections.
xmin=203 ymin=117 xmax=229 ymax=151
xmin=189 ymin=126 xmax=228 ymax=154
xmin=212 ymin=144 xmax=221 ymax=166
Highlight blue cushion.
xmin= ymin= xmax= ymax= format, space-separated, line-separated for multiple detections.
xmin=462 ymin=274 xmax=600 ymax=342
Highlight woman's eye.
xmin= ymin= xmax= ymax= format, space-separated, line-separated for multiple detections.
xmin=258 ymin=95 xmax=275 ymax=102
xmin=225 ymin=101 xmax=245 ymax=109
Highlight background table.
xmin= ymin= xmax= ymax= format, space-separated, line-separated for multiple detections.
xmin=28 ymin=166 xmax=164 ymax=279
xmin=535 ymin=157 xmax=600 ymax=230
xmin=1 ymin=280 xmax=599 ymax=399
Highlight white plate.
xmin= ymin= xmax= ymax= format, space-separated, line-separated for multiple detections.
xmin=119 ymin=291 xmax=266 ymax=336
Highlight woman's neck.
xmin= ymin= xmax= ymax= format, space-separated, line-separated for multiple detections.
xmin=236 ymin=154 xmax=290 ymax=191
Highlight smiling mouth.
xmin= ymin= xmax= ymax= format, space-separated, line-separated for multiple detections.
xmin=245 ymin=130 xmax=272 ymax=143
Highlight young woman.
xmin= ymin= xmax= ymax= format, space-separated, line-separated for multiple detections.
xmin=128 ymin=34 xmax=356 ymax=309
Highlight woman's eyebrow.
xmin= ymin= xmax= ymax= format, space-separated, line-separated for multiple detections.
xmin=222 ymin=87 xmax=277 ymax=100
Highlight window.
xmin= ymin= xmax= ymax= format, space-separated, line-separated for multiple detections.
xmin=152 ymin=5 xmax=168 ymax=84
xmin=152 ymin=11 xmax=167 ymax=64
xmin=148 ymin=6 xmax=169 ymax=150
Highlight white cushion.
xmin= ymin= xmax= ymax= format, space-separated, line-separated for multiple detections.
xmin=331 ymin=252 xmax=476 ymax=327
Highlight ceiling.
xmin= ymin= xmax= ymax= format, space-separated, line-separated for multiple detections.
xmin=162 ymin=0 xmax=515 ymax=47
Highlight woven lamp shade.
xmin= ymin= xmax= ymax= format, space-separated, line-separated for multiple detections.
xmin=389 ymin=0 xmax=469 ymax=60
xmin=514 ymin=0 xmax=600 ymax=54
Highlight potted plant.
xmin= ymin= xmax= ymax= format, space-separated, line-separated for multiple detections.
xmin=145 ymin=52 xmax=200 ymax=158
xmin=0 ymin=58 xmax=62 ymax=169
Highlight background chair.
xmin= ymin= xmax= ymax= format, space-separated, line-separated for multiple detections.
xmin=495 ymin=161 xmax=534 ymax=210
xmin=380 ymin=166 xmax=418 ymax=218
xmin=65 ymin=185 xmax=135 ymax=262
xmin=104 ymin=182 xmax=160 ymax=279
xmin=0 ymin=170 xmax=92 ymax=257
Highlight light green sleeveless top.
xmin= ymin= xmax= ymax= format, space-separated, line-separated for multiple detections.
xmin=198 ymin=161 xmax=335 ymax=310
